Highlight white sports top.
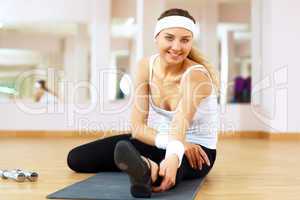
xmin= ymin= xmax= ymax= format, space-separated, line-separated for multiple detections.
xmin=39 ymin=91 xmax=59 ymax=104
xmin=147 ymin=54 xmax=219 ymax=149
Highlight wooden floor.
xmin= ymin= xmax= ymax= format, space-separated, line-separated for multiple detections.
xmin=0 ymin=136 xmax=299 ymax=200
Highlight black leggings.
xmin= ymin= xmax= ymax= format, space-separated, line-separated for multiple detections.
xmin=67 ymin=134 xmax=216 ymax=187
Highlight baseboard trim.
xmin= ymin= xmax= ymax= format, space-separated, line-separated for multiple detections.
xmin=0 ymin=130 xmax=299 ymax=140
xmin=218 ymin=131 xmax=300 ymax=140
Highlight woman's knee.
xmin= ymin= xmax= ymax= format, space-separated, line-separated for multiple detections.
xmin=67 ymin=147 xmax=84 ymax=172
xmin=66 ymin=145 xmax=118 ymax=173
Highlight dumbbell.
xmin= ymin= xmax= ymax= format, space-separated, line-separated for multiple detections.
xmin=15 ymin=169 xmax=39 ymax=182
xmin=0 ymin=169 xmax=26 ymax=182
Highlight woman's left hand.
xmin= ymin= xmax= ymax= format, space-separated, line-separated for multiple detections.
xmin=183 ymin=142 xmax=210 ymax=170
xmin=152 ymin=154 xmax=179 ymax=192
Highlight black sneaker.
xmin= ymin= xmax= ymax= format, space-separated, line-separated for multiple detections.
xmin=114 ymin=140 xmax=152 ymax=198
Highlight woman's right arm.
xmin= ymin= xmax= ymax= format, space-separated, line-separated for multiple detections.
xmin=34 ymin=90 xmax=43 ymax=102
xmin=130 ymin=58 xmax=158 ymax=146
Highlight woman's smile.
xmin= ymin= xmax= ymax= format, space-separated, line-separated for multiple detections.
xmin=167 ymin=51 xmax=182 ymax=60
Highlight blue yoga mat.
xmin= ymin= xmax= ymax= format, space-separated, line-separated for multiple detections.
xmin=47 ymin=172 xmax=204 ymax=200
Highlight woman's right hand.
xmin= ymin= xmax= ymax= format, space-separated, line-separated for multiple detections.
xmin=183 ymin=142 xmax=210 ymax=170
xmin=152 ymin=154 xmax=179 ymax=193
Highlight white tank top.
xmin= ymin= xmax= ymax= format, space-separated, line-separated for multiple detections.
xmin=147 ymin=54 xmax=219 ymax=149
xmin=39 ymin=91 xmax=59 ymax=104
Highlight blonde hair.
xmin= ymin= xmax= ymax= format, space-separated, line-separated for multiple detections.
xmin=188 ymin=46 xmax=220 ymax=92
xmin=158 ymin=8 xmax=220 ymax=91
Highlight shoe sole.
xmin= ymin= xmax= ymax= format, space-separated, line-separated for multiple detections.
xmin=114 ymin=141 xmax=152 ymax=198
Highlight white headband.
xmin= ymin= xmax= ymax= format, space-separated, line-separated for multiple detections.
xmin=154 ymin=16 xmax=196 ymax=39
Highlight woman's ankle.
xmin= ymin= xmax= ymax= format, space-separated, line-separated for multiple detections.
xmin=141 ymin=156 xmax=159 ymax=183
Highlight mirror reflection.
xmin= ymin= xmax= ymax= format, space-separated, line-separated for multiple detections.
xmin=0 ymin=0 xmax=252 ymax=105
xmin=0 ymin=22 xmax=90 ymax=103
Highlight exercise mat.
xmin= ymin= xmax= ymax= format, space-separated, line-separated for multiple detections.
xmin=47 ymin=172 xmax=204 ymax=200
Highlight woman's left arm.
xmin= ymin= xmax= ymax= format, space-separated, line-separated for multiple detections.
xmin=153 ymin=69 xmax=212 ymax=192
xmin=169 ymin=69 xmax=212 ymax=154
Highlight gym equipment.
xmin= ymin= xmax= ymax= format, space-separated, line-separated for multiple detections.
xmin=14 ymin=169 xmax=39 ymax=182
xmin=47 ymin=172 xmax=204 ymax=200
xmin=0 ymin=169 xmax=38 ymax=182
xmin=0 ymin=169 xmax=26 ymax=182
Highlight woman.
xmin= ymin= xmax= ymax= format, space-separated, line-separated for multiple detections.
xmin=34 ymin=80 xmax=59 ymax=103
xmin=67 ymin=8 xmax=219 ymax=198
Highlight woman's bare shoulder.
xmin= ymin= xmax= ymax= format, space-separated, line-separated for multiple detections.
xmin=184 ymin=57 xmax=202 ymax=68
xmin=136 ymin=57 xmax=151 ymax=81
xmin=137 ymin=57 xmax=150 ymax=67
xmin=182 ymin=58 xmax=210 ymax=84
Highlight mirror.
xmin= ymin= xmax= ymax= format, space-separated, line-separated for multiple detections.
xmin=0 ymin=22 xmax=91 ymax=104
xmin=110 ymin=0 xmax=136 ymax=101
xmin=0 ymin=0 xmax=252 ymax=105
xmin=218 ymin=0 xmax=252 ymax=104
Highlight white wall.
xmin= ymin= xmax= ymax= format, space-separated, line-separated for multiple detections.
xmin=252 ymin=0 xmax=300 ymax=133
xmin=0 ymin=101 xmax=267 ymax=132
xmin=0 ymin=0 xmax=91 ymax=23
xmin=0 ymin=100 xmax=132 ymax=131
xmin=268 ymin=0 xmax=300 ymax=132
xmin=219 ymin=1 xmax=251 ymax=23
xmin=112 ymin=0 xmax=136 ymax=19
xmin=63 ymin=29 xmax=90 ymax=103
xmin=0 ymin=31 xmax=64 ymax=67
xmin=112 ymin=38 xmax=131 ymax=52
xmin=0 ymin=32 xmax=63 ymax=54
xmin=220 ymin=104 xmax=270 ymax=132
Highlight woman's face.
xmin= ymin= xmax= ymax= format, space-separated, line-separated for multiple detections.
xmin=155 ymin=27 xmax=193 ymax=65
